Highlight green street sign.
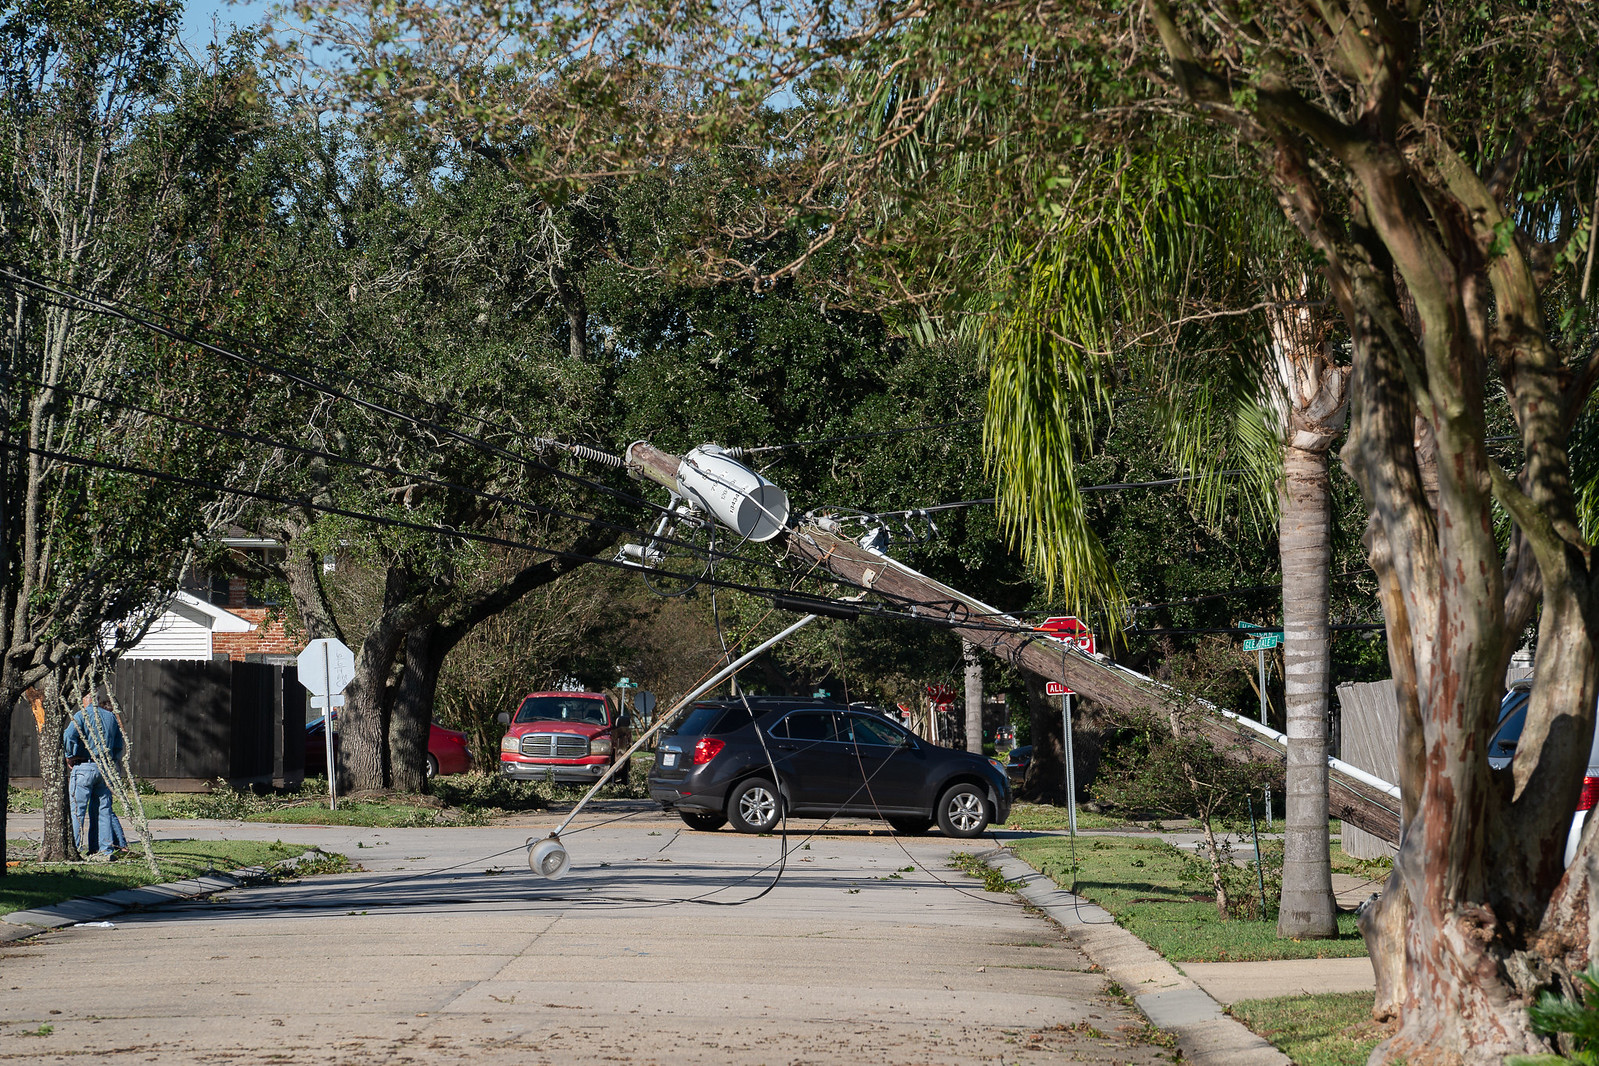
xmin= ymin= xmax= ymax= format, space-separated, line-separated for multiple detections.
xmin=1239 ymin=622 xmax=1283 ymax=652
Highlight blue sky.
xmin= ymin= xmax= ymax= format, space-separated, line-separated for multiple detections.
xmin=179 ymin=0 xmax=279 ymax=49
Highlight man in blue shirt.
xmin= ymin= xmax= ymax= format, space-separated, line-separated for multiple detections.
xmin=63 ymin=686 xmax=126 ymax=859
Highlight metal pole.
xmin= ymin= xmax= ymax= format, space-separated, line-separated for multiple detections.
xmin=1062 ymin=691 xmax=1078 ymax=837
xmin=323 ymin=649 xmax=338 ymax=811
xmin=551 ymin=613 xmax=822 ymax=837
xmin=1249 ymin=796 xmax=1268 ymax=918
xmin=1257 ymin=647 xmax=1270 ymax=828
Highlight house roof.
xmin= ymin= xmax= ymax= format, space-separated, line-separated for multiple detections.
xmin=169 ymin=591 xmax=256 ymax=633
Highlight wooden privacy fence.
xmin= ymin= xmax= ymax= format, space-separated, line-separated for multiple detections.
xmin=8 ymin=659 xmax=308 ymax=790
xmin=1335 ymin=681 xmax=1401 ymax=860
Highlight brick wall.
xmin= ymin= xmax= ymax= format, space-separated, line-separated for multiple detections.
xmin=213 ymin=608 xmax=307 ymax=661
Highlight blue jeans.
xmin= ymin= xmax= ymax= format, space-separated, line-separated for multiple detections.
xmin=68 ymin=763 xmax=124 ymax=855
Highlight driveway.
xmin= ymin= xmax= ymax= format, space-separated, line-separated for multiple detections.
xmin=1 ymin=805 xmax=1172 ymax=1064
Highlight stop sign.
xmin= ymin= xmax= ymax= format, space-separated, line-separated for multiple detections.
xmin=1037 ymin=616 xmax=1095 ymax=654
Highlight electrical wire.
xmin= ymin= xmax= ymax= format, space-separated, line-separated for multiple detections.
xmin=0 ymin=367 xmax=794 ymax=580
xmin=0 ymin=437 xmax=898 ymax=614
xmin=0 ymin=267 xmax=673 ymax=520
xmin=0 ymin=264 xmax=632 ymax=473
xmin=821 ymin=470 xmax=1251 ymax=525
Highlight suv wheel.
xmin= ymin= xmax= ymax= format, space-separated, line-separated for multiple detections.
xmin=728 ymin=778 xmax=783 ymax=833
xmin=936 ymin=784 xmax=990 ymax=838
xmin=679 ymin=811 xmax=727 ymax=832
xmin=887 ymin=817 xmax=932 ymax=835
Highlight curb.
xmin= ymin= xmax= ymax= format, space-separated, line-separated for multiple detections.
xmin=980 ymin=848 xmax=1291 ymax=1066
xmin=0 ymin=850 xmax=327 ymax=944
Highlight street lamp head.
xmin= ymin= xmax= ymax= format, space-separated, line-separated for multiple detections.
xmin=528 ymin=836 xmax=571 ymax=879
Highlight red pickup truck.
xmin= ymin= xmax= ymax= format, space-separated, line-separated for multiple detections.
xmin=498 ymin=691 xmax=632 ymax=787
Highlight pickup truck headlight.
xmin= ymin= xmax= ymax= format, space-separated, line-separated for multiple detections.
xmin=500 ymin=735 xmax=518 ymax=753
xmin=590 ymin=736 xmax=613 ymax=756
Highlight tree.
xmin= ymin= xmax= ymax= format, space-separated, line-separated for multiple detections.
xmin=817 ymin=4 xmax=1599 ymax=1059
xmin=1265 ymin=282 xmax=1348 ymax=938
xmin=0 ymin=5 xmax=278 ymax=868
xmin=281 ymin=4 xmax=1599 ymax=1052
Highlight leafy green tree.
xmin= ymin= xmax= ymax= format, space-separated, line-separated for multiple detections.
xmin=0 ymin=5 xmax=283 ymax=866
xmin=224 ymin=120 xmax=632 ymax=792
xmin=288 ymin=2 xmax=1599 ymax=1054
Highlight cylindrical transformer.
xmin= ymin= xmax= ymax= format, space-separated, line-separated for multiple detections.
xmin=675 ymin=445 xmax=791 ymax=542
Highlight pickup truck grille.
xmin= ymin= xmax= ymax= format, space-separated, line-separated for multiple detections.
xmin=520 ymin=733 xmax=589 ymax=759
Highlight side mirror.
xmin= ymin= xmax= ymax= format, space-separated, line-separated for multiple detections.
xmin=497 ymin=712 xmax=510 ymax=726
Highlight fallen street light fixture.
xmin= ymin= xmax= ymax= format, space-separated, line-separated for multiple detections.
xmin=528 ymin=836 xmax=571 ymax=879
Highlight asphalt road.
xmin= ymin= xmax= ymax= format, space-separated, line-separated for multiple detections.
xmin=2 ymin=804 xmax=1174 ymax=1064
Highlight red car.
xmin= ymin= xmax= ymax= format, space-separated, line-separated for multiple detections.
xmin=305 ymin=717 xmax=473 ymax=778
xmin=498 ymin=691 xmax=632 ymax=787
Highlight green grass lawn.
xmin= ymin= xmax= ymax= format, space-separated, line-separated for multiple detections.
xmin=1229 ymin=992 xmax=1387 ymax=1065
xmin=1 ymin=838 xmax=340 ymax=917
xmin=1002 ymin=803 xmax=1141 ymax=832
xmin=9 ymin=760 xmax=654 ymax=828
xmin=1011 ymin=834 xmax=1370 ymax=962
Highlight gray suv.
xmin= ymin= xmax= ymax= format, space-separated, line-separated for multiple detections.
xmin=648 ymin=698 xmax=1011 ymax=838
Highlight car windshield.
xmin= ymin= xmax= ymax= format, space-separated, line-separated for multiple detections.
xmin=515 ymin=696 xmax=608 ymax=725
xmin=847 ymin=715 xmax=908 ymax=746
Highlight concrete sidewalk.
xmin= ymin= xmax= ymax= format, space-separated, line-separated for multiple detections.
xmin=984 ymin=849 xmax=1292 ymax=1066
xmin=1180 ymin=957 xmax=1376 ymax=1005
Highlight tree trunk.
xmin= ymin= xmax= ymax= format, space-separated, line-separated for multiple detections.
xmin=340 ymin=565 xmax=428 ymax=792
xmin=1277 ymin=443 xmax=1338 ymax=937
xmin=1020 ymin=673 xmax=1065 ymax=803
xmin=38 ymin=672 xmax=79 ymax=862
xmin=962 ymin=639 xmax=983 ymax=754
xmin=390 ymin=622 xmax=443 ymax=793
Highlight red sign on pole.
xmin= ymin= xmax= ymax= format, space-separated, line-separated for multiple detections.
xmin=1039 ymin=617 xmax=1093 ymax=697
xmin=926 ymin=683 xmax=955 ymax=708
xmin=1037 ymin=616 xmax=1096 ymax=654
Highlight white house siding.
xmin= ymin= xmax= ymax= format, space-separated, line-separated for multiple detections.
xmin=121 ymin=613 xmax=212 ymax=660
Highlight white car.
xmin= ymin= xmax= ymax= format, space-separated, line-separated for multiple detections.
xmin=1487 ymin=680 xmax=1599 ymax=866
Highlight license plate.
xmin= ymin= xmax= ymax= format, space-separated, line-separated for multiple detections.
xmin=662 ymin=752 xmax=678 ymax=767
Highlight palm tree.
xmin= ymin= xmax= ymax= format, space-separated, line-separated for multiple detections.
xmin=1263 ymin=279 xmax=1347 ymax=938
xmin=977 ymin=144 xmax=1345 ymax=937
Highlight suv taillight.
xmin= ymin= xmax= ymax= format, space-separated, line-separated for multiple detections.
xmin=693 ymin=738 xmax=725 ymax=765
xmin=1579 ymin=777 xmax=1599 ymax=813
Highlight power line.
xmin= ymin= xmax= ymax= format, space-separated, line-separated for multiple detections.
xmin=0 ymin=436 xmax=926 ymax=615
xmin=1127 ymin=623 xmax=1386 ymax=636
xmin=0 ymin=367 xmax=792 ymax=580
xmin=0 ymin=267 xmax=663 ymax=517
xmin=830 ymin=470 xmax=1252 ymax=523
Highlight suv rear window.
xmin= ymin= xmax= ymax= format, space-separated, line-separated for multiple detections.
xmin=674 ymin=703 xmax=757 ymax=737
xmin=515 ymin=696 xmax=609 ymax=725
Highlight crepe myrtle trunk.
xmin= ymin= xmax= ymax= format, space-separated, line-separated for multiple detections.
xmin=1277 ymin=443 xmax=1338 ymax=938
xmin=1335 ymin=274 xmax=1592 ymax=1061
